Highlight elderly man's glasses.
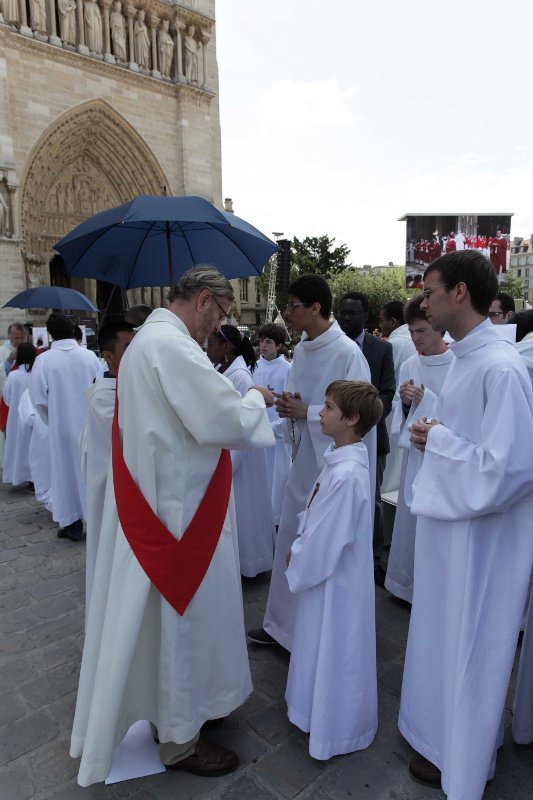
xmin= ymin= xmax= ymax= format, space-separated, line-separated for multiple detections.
xmin=211 ymin=295 xmax=229 ymax=323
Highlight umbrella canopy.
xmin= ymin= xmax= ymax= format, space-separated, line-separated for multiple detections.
xmin=3 ymin=286 xmax=98 ymax=312
xmin=54 ymin=195 xmax=279 ymax=289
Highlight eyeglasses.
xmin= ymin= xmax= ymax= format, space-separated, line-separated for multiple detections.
xmin=211 ymin=294 xmax=229 ymax=323
xmin=488 ymin=311 xmax=504 ymax=318
xmin=422 ymin=284 xmax=446 ymax=299
xmin=286 ymin=301 xmax=308 ymax=310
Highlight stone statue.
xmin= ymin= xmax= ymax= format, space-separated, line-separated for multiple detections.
xmin=110 ymin=1 xmax=127 ymax=61
xmin=184 ymin=24 xmax=199 ymax=82
xmin=58 ymin=0 xmax=77 ymax=44
xmin=3 ymin=0 xmax=19 ymax=25
xmin=84 ymin=0 xmax=103 ymax=54
xmin=31 ymin=0 xmax=47 ymax=33
xmin=158 ymin=19 xmax=173 ymax=78
xmin=0 ymin=192 xmax=9 ymax=237
xmin=134 ymin=9 xmax=150 ymax=70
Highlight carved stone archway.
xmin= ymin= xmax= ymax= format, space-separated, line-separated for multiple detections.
xmin=20 ymin=99 xmax=171 ymax=309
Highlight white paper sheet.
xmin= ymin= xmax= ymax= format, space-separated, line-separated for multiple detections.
xmin=105 ymin=720 xmax=166 ymax=785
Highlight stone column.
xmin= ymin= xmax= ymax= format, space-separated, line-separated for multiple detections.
xmin=172 ymin=13 xmax=185 ymax=81
xmin=102 ymin=0 xmax=114 ymax=62
xmin=149 ymin=13 xmax=160 ymax=78
xmin=126 ymin=5 xmax=138 ymax=71
xmin=200 ymin=29 xmax=210 ymax=89
xmin=19 ymin=0 xmax=33 ymax=36
xmin=6 ymin=186 xmax=16 ymax=238
xmin=48 ymin=0 xmax=62 ymax=45
xmin=77 ymin=0 xmax=89 ymax=53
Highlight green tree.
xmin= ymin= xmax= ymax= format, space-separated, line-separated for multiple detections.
xmin=505 ymin=272 xmax=524 ymax=299
xmin=329 ymin=268 xmax=409 ymax=332
xmin=291 ymin=235 xmax=352 ymax=278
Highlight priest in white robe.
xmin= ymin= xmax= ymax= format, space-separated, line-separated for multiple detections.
xmin=80 ymin=322 xmax=135 ymax=613
xmin=1 ymin=344 xmax=37 ymax=486
xmin=399 ymin=251 xmax=533 ymax=800
xmin=379 ymin=301 xmax=416 ymax=494
xmin=70 ymin=267 xmax=275 ymax=786
xmin=385 ymin=295 xmax=454 ymax=603
xmin=30 ymin=315 xmax=101 ymax=541
xmin=248 ymin=274 xmax=374 ymax=650
xmin=18 ymin=388 xmax=52 ymax=512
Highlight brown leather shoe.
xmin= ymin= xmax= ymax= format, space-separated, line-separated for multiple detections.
xmin=165 ymin=736 xmax=238 ymax=777
xmin=409 ymin=754 xmax=441 ymax=787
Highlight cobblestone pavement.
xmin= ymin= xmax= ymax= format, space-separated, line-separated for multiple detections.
xmin=1 ymin=480 xmax=532 ymax=800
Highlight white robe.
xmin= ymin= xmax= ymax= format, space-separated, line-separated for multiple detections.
xmin=2 ymin=366 xmax=32 ymax=485
xmin=399 ymin=320 xmax=533 ymax=800
xmin=70 ymin=308 xmax=275 ymax=786
xmin=80 ymin=377 xmax=116 ymax=614
xmin=253 ymin=355 xmax=292 ymax=524
xmin=30 ymin=340 xmax=101 ymax=528
xmin=286 ymin=443 xmax=377 ymax=760
xmin=18 ymin=388 xmax=52 ymax=512
xmin=381 ymin=324 xmax=417 ymax=494
xmin=516 ymin=330 xmax=533 ymax=389
xmin=513 ymin=591 xmax=533 ymax=744
xmin=384 ymin=350 xmax=454 ymax=603
xmin=224 ymin=356 xmax=276 ymax=577
xmin=263 ymin=321 xmax=374 ymax=651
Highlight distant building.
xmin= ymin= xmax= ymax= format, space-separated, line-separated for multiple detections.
xmin=510 ymin=237 xmax=533 ymax=303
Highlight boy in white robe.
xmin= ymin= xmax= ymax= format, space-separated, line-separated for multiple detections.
xmin=30 ymin=314 xmax=101 ymax=541
xmin=385 ymin=295 xmax=454 ymax=603
xmin=247 ymin=274 xmax=374 ymax=649
xmin=400 ymin=250 xmax=533 ymax=799
xmin=80 ymin=322 xmax=135 ymax=613
xmin=286 ymin=380 xmax=382 ymax=760
xmin=253 ymin=323 xmax=292 ymax=525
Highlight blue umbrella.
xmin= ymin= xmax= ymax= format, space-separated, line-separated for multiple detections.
xmin=3 ymin=286 xmax=98 ymax=312
xmin=54 ymin=195 xmax=278 ymax=289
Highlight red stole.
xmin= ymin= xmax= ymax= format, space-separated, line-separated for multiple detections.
xmin=0 ymin=397 xmax=8 ymax=432
xmin=111 ymin=395 xmax=232 ymax=615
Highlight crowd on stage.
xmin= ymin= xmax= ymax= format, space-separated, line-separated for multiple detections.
xmin=1 ymin=251 xmax=533 ymax=799
xmin=407 ymin=229 xmax=509 ymax=275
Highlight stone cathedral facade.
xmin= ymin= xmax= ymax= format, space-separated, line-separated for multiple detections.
xmin=0 ymin=0 xmax=221 ymax=324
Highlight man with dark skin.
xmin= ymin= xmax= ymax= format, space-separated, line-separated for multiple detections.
xmin=338 ymin=293 xmax=396 ymax=585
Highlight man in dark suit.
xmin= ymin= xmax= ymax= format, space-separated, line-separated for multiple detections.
xmin=338 ymin=292 xmax=396 ymax=586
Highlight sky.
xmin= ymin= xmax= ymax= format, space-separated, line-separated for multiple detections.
xmin=216 ymin=0 xmax=533 ymax=267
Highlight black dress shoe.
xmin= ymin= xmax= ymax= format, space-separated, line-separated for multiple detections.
xmin=374 ymin=565 xmax=387 ymax=587
xmin=247 ymin=627 xmax=277 ymax=645
xmin=409 ymin=754 xmax=441 ymax=787
xmin=57 ymin=519 xmax=85 ymax=541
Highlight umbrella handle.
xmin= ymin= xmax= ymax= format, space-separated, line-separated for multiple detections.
xmin=166 ymin=223 xmax=174 ymax=289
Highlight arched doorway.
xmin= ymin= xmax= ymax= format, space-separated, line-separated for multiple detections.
xmin=20 ymin=99 xmax=171 ymax=313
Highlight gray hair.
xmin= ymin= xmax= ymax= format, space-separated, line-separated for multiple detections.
xmin=167 ymin=265 xmax=234 ymax=304
xmin=7 ymin=322 xmax=26 ymax=335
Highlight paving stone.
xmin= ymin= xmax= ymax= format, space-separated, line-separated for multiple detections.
xmin=0 ymin=690 xmax=27 ymax=725
xmin=0 ymin=548 xmax=22 ymax=564
xmin=25 ymin=611 xmax=82 ymax=646
xmin=215 ymin=774 xmax=279 ymax=800
xmin=0 ymin=632 xmax=34 ymax=655
xmin=0 ymin=655 xmax=42 ymax=687
xmin=25 ymin=573 xmax=82 ymax=600
xmin=139 ymin=769 xmax=220 ymax=800
xmin=206 ymin=722 xmax=268 ymax=766
xmin=0 ymin=605 xmax=38 ymax=634
xmin=247 ymin=703 xmax=294 ymax=745
xmin=0 ymin=588 xmax=30 ymax=613
xmin=28 ymin=736 xmax=79 ymax=791
xmin=9 ymin=553 xmax=48 ymax=573
xmin=254 ymin=734 xmax=326 ymax=798
xmin=36 ymin=557 xmax=84 ymax=580
xmin=39 ymin=638 xmax=83 ymax=671
xmin=0 ymin=760 xmax=37 ymax=800
xmin=0 ymin=710 xmax=58 ymax=764
xmin=19 ymin=662 xmax=80 ymax=711
xmin=7 ymin=522 xmax=43 ymax=537
xmin=47 ymin=691 xmax=78 ymax=730
xmin=30 ymin=592 xmax=80 ymax=620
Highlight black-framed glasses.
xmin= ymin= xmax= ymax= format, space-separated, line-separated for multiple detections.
xmin=211 ymin=294 xmax=229 ymax=323
xmin=286 ymin=301 xmax=307 ymax=310
xmin=488 ymin=311 xmax=504 ymax=318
